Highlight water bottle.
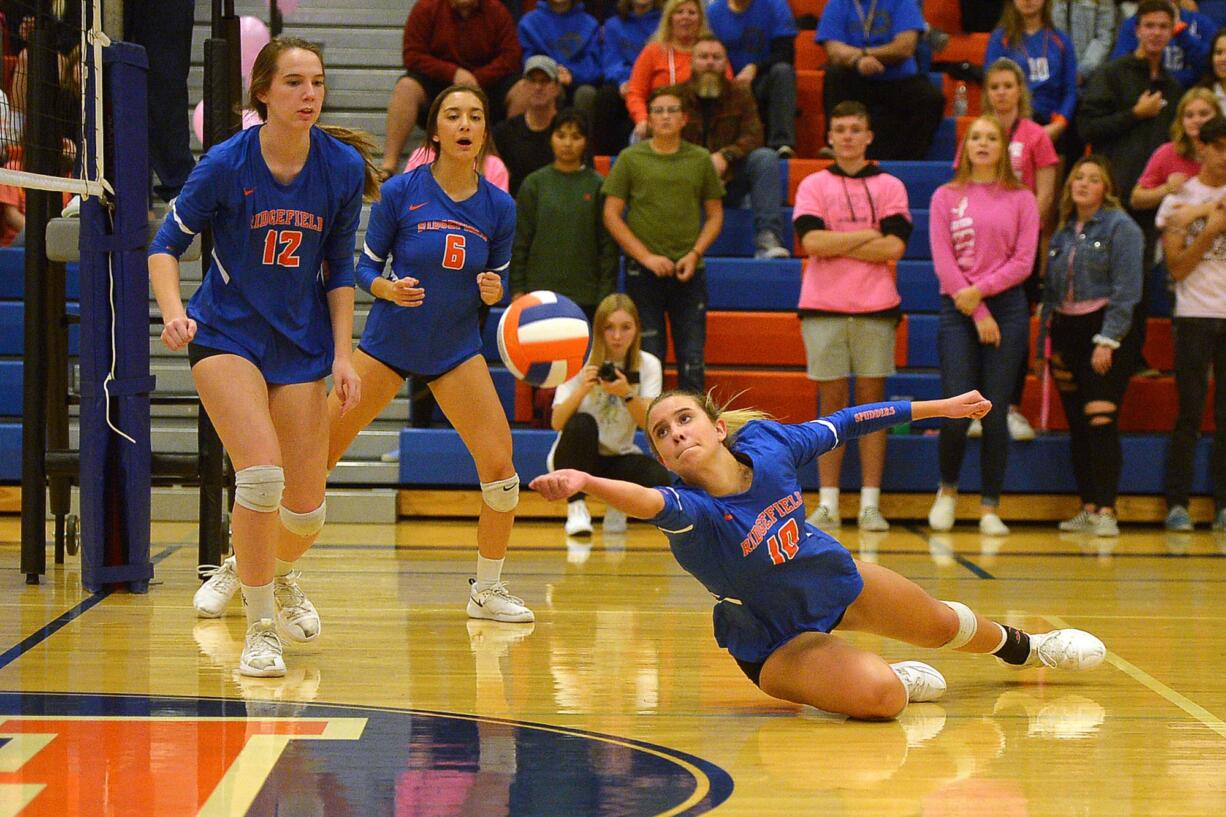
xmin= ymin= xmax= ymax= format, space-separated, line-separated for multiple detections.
xmin=952 ymin=82 xmax=969 ymax=117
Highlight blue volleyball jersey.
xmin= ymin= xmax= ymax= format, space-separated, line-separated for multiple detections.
xmin=648 ymin=402 xmax=912 ymax=662
xmin=356 ymin=166 xmax=516 ymax=376
xmin=149 ymin=126 xmax=364 ymax=381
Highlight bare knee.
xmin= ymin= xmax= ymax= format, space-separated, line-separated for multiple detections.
xmin=918 ymin=602 xmax=961 ymax=649
xmin=847 ymin=673 xmax=907 ymax=720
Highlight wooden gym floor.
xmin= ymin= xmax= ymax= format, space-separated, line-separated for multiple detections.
xmin=0 ymin=513 xmax=1224 ymax=816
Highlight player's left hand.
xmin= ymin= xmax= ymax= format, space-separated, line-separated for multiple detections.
xmin=944 ymin=390 xmax=991 ymax=420
xmin=332 ymin=357 xmax=362 ymax=416
xmin=530 ymin=469 xmax=589 ymax=501
xmin=477 ymin=272 xmax=503 ymax=305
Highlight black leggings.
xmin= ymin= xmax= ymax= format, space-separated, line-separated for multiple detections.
xmin=1049 ymin=309 xmax=1140 ymax=509
xmin=553 ymin=413 xmax=670 ymax=499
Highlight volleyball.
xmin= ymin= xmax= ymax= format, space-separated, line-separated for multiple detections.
xmin=497 ymin=291 xmax=592 ymax=387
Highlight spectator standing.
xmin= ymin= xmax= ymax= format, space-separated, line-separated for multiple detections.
xmin=381 ymin=0 xmax=522 ymax=179
xmin=516 ymin=0 xmax=603 ymax=116
xmin=792 ymin=101 xmax=912 ymax=532
xmin=1130 ymin=86 xmax=1220 ymax=212
xmin=680 ymin=35 xmax=790 ymax=259
xmin=493 ymin=55 xmax=562 ymax=197
xmin=1157 ymin=115 xmax=1226 ymax=531
xmin=1042 ymin=155 xmax=1144 ymax=537
xmin=1111 ymin=0 xmax=1212 ymax=88
xmin=510 ymin=110 xmax=617 ymax=314
xmin=815 ymin=0 xmax=945 ymax=160
xmin=986 ymin=0 xmax=1080 ymax=151
xmin=1052 ymin=0 xmax=1119 ymax=83
xmin=602 ymin=85 xmax=724 ymax=393
xmin=706 ymin=0 xmax=798 ymax=156
xmin=928 ymin=116 xmax=1040 ymax=536
xmin=593 ymin=0 xmax=663 ymax=155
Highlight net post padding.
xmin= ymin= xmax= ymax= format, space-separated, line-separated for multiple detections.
xmin=77 ymin=39 xmax=153 ymax=593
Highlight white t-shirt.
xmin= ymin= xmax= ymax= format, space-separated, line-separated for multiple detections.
xmin=548 ymin=351 xmax=663 ymax=465
xmin=1157 ymin=177 xmax=1226 ymax=319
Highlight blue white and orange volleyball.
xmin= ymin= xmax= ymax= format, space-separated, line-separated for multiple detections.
xmin=497 ymin=291 xmax=592 ymax=388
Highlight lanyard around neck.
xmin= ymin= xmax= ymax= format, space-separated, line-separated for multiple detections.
xmin=850 ymin=0 xmax=878 ymax=42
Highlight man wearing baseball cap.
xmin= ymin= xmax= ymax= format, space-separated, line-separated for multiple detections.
xmin=494 ymin=56 xmax=563 ymax=197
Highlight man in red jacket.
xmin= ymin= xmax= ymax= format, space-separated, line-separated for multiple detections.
xmin=381 ymin=0 xmax=523 ymax=179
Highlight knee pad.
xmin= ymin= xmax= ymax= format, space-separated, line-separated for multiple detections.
xmin=280 ymin=500 xmax=326 ymax=536
xmin=941 ymin=600 xmax=978 ymax=649
xmin=481 ymin=473 xmax=520 ymax=513
xmin=234 ymin=465 xmax=284 ymax=513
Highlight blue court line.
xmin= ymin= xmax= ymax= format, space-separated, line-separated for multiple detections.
xmin=0 ymin=545 xmax=180 ymax=672
xmin=904 ymin=526 xmax=996 ymax=578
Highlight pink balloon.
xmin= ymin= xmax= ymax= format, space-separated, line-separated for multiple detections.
xmin=239 ymin=16 xmax=271 ymax=79
xmin=268 ymin=0 xmax=300 ymax=15
xmin=192 ymin=100 xmax=204 ymax=144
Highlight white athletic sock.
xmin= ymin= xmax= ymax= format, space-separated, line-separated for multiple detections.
xmin=475 ymin=555 xmax=504 ymax=590
xmin=242 ymin=581 xmax=276 ymax=625
xmin=275 ymin=559 xmax=294 ymax=577
xmin=860 ymin=487 xmax=881 ymax=511
xmin=819 ymin=487 xmax=840 ymax=513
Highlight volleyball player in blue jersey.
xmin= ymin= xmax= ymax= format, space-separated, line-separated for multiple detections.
xmin=532 ymin=390 xmax=1106 ymax=719
xmin=149 ymin=38 xmax=379 ymax=677
xmin=317 ymin=84 xmax=533 ymax=624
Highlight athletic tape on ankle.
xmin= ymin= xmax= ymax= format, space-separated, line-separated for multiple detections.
xmin=234 ymin=465 xmax=284 ymax=513
xmin=481 ymin=473 xmax=520 ymax=512
xmin=941 ymin=600 xmax=978 ymax=649
xmin=279 ymin=501 xmax=326 ymax=536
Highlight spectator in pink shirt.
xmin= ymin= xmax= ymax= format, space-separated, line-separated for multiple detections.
xmin=927 ymin=116 xmax=1040 ymax=537
xmin=792 ymin=101 xmax=912 ymax=533
xmin=1130 ymin=86 xmax=1221 ymax=213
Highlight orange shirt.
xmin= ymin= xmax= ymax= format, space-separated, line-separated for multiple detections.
xmin=624 ymin=41 xmax=733 ymax=123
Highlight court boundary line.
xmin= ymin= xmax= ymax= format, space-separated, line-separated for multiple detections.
xmin=1043 ymin=613 xmax=1226 ymax=740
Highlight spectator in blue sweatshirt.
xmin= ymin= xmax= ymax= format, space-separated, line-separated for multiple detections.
xmin=592 ymin=0 xmax=663 ymax=154
xmin=516 ymin=0 xmax=603 ymax=118
xmin=706 ymin=0 xmax=798 ymax=157
xmin=987 ymin=0 xmax=1080 ymax=150
xmin=1112 ymin=0 xmax=1212 ymax=88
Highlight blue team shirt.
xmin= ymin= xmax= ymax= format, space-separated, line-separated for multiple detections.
xmin=601 ymin=10 xmax=661 ymax=86
xmin=647 ymin=403 xmax=912 ymax=663
xmin=357 ymin=166 xmax=516 ymax=376
xmin=986 ymin=27 xmax=1078 ymax=124
xmin=148 ymin=126 xmax=364 ymax=383
xmin=518 ymin=3 xmax=603 ymax=87
xmin=816 ymin=0 xmax=926 ymax=81
xmin=706 ymin=0 xmax=798 ymax=74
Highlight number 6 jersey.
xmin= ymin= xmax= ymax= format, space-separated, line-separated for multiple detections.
xmin=148 ymin=126 xmax=365 ymax=382
xmin=356 ymin=165 xmax=515 ymax=377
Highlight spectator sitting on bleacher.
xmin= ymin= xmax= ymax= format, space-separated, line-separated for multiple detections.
xmin=1156 ymin=114 xmax=1226 ymax=531
xmin=957 ymin=58 xmax=1060 ymax=443
xmin=1130 ymin=86 xmax=1220 ymax=212
xmin=987 ymin=0 xmax=1080 ymax=150
xmin=928 ymin=115 xmax=1040 ymax=537
xmin=792 ymin=100 xmax=912 ymax=533
xmin=1052 ymin=0 xmax=1120 ymax=84
xmin=1112 ymin=0 xmax=1212 ymax=87
xmin=705 ymin=0 xmax=797 ymax=158
xmin=380 ymin=0 xmax=522 ymax=180
xmin=510 ymin=110 xmax=617 ymax=316
xmin=679 ymin=35 xmax=789 ymax=259
xmin=602 ymin=84 xmax=724 ymax=393
xmin=548 ymin=293 xmax=671 ymax=536
xmin=815 ymin=0 xmax=945 ymax=160
xmin=515 ymin=0 xmax=603 ymax=118
xmin=593 ymin=0 xmax=662 ymax=155
xmin=494 ymin=55 xmax=562 ymax=197
xmin=625 ymin=0 xmax=731 ymax=144
xmin=1041 ymin=155 xmax=1144 ymax=538
xmin=1202 ymin=26 xmax=1226 ymax=111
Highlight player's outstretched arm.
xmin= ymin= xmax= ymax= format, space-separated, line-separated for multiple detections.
xmin=911 ymin=390 xmax=992 ymax=422
xmin=530 ymin=470 xmax=665 ymax=520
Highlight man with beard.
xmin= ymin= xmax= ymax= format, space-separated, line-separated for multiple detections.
xmin=680 ymin=35 xmax=789 ymax=259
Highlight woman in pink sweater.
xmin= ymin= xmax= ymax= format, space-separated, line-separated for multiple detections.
xmin=927 ymin=116 xmax=1040 ymax=536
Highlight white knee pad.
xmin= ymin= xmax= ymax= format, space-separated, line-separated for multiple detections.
xmin=234 ymin=465 xmax=284 ymax=513
xmin=279 ymin=500 xmax=326 ymax=536
xmin=481 ymin=474 xmax=520 ymax=513
xmin=941 ymin=600 xmax=978 ymax=649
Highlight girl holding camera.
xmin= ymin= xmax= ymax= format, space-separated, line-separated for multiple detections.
xmin=549 ymin=293 xmax=671 ymax=535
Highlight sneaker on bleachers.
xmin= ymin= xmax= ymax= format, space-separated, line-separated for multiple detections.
xmin=1165 ymin=505 xmax=1194 ymax=532
xmin=1058 ymin=509 xmax=1094 ymax=532
xmin=807 ymin=505 xmax=841 ymax=530
xmin=194 ymin=556 xmax=239 ymax=618
xmin=754 ymin=230 xmax=791 ymax=259
xmin=1007 ymin=408 xmax=1036 ymax=441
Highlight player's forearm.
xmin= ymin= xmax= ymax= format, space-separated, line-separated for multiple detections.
xmin=326 ymin=286 xmax=356 ymax=361
xmin=148 ymin=254 xmax=187 ymax=321
xmin=582 ymin=475 xmax=666 ymax=519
